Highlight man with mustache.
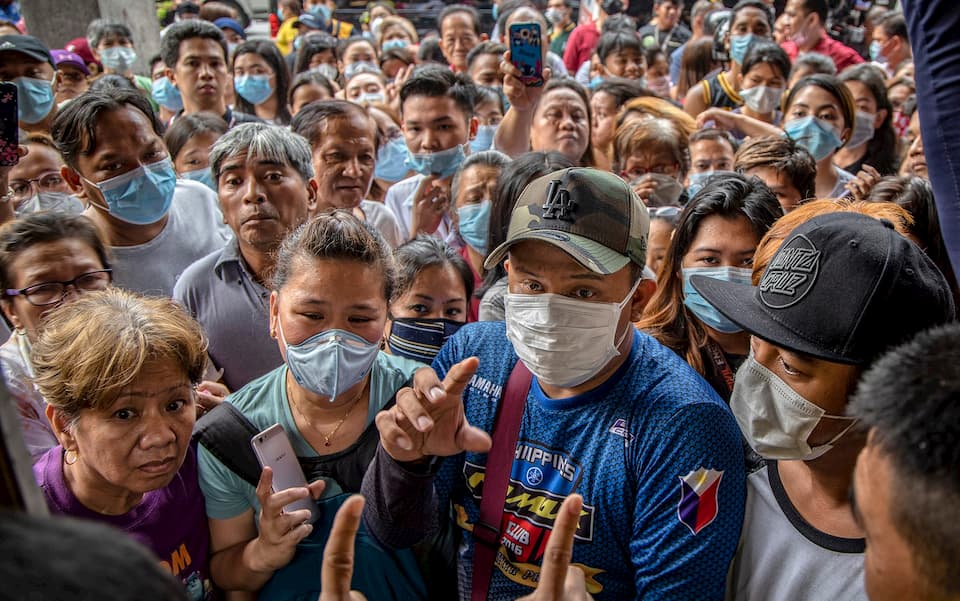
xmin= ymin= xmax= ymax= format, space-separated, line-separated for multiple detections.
xmin=174 ymin=123 xmax=317 ymax=391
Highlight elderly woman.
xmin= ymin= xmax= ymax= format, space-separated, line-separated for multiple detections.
xmin=614 ymin=117 xmax=690 ymax=207
xmin=31 ymin=288 xmax=213 ymax=601
xmin=197 ymin=211 xmax=430 ymax=600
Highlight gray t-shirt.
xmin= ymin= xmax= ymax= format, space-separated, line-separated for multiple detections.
xmin=173 ymin=239 xmax=282 ymax=392
xmin=726 ymin=463 xmax=866 ymax=601
xmin=107 ymin=180 xmax=230 ymax=297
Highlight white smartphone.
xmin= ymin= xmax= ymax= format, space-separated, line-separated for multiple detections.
xmin=250 ymin=424 xmax=319 ymax=524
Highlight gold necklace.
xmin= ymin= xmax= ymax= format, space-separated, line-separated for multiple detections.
xmin=290 ymin=380 xmax=368 ymax=447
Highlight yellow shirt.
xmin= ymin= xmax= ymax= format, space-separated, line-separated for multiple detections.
xmin=276 ymin=17 xmax=299 ymax=56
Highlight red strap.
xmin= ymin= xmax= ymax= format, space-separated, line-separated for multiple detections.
xmin=470 ymin=360 xmax=533 ymax=601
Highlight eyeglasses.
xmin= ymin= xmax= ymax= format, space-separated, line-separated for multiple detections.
xmin=8 ymin=172 xmax=67 ymax=200
xmin=5 ymin=269 xmax=112 ymax=306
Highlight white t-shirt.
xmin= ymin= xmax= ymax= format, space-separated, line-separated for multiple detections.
xmin=726 ymin=463 xmax=867 ymax=601
xmin=359 ymin=200 xmax=405 ymax=249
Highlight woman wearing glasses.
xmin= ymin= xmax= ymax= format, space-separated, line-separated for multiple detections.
xmin=6 ymin=134 xmax=84 ymax=216
xmin=0 ymin=212 xmax=112 ymax=461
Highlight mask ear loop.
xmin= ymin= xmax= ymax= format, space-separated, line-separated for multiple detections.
xmin=613 ymin=275 xmax=644 ymax=349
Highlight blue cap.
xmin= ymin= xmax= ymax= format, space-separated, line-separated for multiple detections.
xmin=213 ymin=17 xmax=246 ymax=39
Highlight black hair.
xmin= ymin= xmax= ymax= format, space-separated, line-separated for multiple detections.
xmin=88 ymin=74 xmax=138 ymax=93
xmin=600 ymin=13 xmax=637 ymax=34
xmin=439 ymin=4 xmax=481 ymax=35
xmin=149 ymin=53 xmax=165 ymax=72
xmin=479 ymin=151 xmax=575 ymax=297
xmin=741 ymin=40 xmax=790 ymax=83
xmin=731 ymin=0 xmax=773 ymax=29
xmin=596 ymin=31 xmax=643 ymax=62
xmin=90 ymin=22 xmax=133 ymax=48
xmin=801 ymin=0 xmax=828 ymax=25
xmin=231 ymin=40 xmax=292 ymax=125
xmin=399 ymin=66 xmax=476 ymax=120
xmin=690 ymin=127 xmax=739 ymax=154
xmin=340 ymin=36 xmax=378 ymax=60
xmin=878 ymin=11 xmax=908 ymax=41
xmin=163 ymin=112 xmax=228 ymax=163
xmin=392 ymin=235 xmax=475 ymax=303
xmin=475 ymin=85 xmax=505 ymax=113
xmin=466 ymin=41 xmax=506 ymax=71
xmin=839 ymin=63 xmax=898 ymax=176
xmin=51 ymin=88 xmax=163 ymax=170
xmin=293 ymin=32 xmax=339 ymax=74
xmin=495 ymin=0 xmax=535 ymax=35
xmin=593 ymin=77 xmax=652 ymax=108
xmin=290 ymin=99 xmax=378 ymax=149
xmin=160 ymin=19 xmax=228 ymax=67
xmin=849 ymin=323 xmax=960 ymax=598
xmin=734 ymin=135 xmax=817 ymax=201
xmin=288 ymin=71 xmax=336 ymax=105
xmin=417 ymin=37 xmax=446 ymax=65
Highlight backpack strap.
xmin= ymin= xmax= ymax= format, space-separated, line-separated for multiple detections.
xmin=193 ymin=402 xmax=262 ymax=488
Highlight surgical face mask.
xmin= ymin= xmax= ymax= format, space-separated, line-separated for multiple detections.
xmin=100 ymin=46 xmax=137 ymax=73
xmin=309 ymin=3 xmax=332 ymax=23
xmin=492 ymin=2 xmax=499 ymax=20
xmin=505 ymin=279 xmax=640 ymax=388
xmin=784 ymin=115 xmax=843 ymax=162
xmin=686 ymin=171 xmax=713 ymax=199
xmin=234 ymin=74 xmax=274 ymax=105
xmin=846 ymin=110 xmax=876 ymax=148
xmin=356 ymin=91 xmax=385 ymax=105
xmin=181 ymin=167 xmax=216 ymax=192
xmin=312 ymin=63 xmax=339 ymax=81
xmin=83 ymin=159 xmax=177 ymax=225
xmin=469 ymin=124 xmax=496 ymax=153
xmin=740 ymin=84 xmax=784 ymax=115
xmin=869 ymin=40 xmax=886 ymax=63
xmin=14 ymin=76 xmax=55 ymax=124
xmin=457 ymin=199 xmax=491 ymax=253
xmin=375 ymin=136 xmax=411 ymax=182
xmin=343 ymin=61 xmax=378 ymax=81
xmin=681 ymin=266 xmax=752 ymax=333
xmin=371 ymin=17 xmax=384 ymax=36
xmin=228 ymin=42 xmax=239 ymax=57
xmin=729 ymin=33 xmax=756 ymax=65
xmin=789 ymin=14 xmax=814 ymax=47
xmin=15 ymin=191 xmax=83 ymax=216
xmin=278 ymin=320 xmax=380 ymax=401
xmin=404 ymin=143 xmax=468 ymax=178
xmin=731 ymin=354 xmax=858 ymax=461
xmin=545 ymin=8 xmax=565 ymax=25
xmin=632 ymin=173 xmax=685 ymax=207
xmin=382 ymin=38 xmax=409 ymax=52
xmin=588 ymin=75 xmax=605 ymax=91
xmin=388 ymin=317 xmax=464 ymax=364
xmin=151 ymin=76 xmax=183 ymax=112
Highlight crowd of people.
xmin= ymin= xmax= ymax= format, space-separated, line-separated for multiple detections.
xmin=1 ymin=0 xmax=959 ymax=599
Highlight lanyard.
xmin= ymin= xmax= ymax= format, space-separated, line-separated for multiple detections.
xmin=706 ymin=340 xmax=735 ymax=394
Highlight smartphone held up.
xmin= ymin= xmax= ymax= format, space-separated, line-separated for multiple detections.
xmin=251 ymin=423 xmax=320 ymax=524
xmin=509 ymin=22 xmax=544 ymax=87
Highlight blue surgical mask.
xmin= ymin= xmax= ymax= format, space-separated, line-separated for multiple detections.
xmin=729 ymin=33 xmax=756 ymax=65
xmin=869 ymin=40 xmax=886 ymax=63
xmin=405 ymin=143 xmax=468 ymax=178
xmin=151 ymin=76 xmax=183 ymax=112
xmin=588 ymin=75 xmax=604 ymax=90
xmin=382 ymin=39 xmax=409 ymax=52
xmin=492 ymin=2 xmax=499 ymax=20
xmin=181 ymin=167 xmax=216 ymax=192
xmin=100 ymin=46 xmax=137 ymax=73
xmin=375 ymin=136 xmax=411 ymax=182
xmin=687 ymin=171 xmax=713 ymax=199
xmin=388 ymin=317 xmax=464 ymax=364
xmin=469 ymin=124 xmax=496 ymax=153
xmin=276 ymin=8 xmax=285 ymax=20
xmin=84 ymin=159 xmax=177 ymax=225
xmin=458 ymin=199 xmax=491 ymax=254
xmin=278 ymin=321 xmax=380 ymax=401
xmin=309 ymin=3 xmax=332 ymax=23
xmin=682 ymin=266 xmax=753 ymax=333
xmin=294 ymin=36 xmax=303 ymax=51
xmin=784 ymin=115 xmax=843 ymax=162
xmin=234 ymin=74 xmax=274 ymax=105
xmin=14 ymin=76 xmax=55 ymax=124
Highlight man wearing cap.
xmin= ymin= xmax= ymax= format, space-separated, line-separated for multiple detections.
xmin=51 ymin=49 xmax=89 ymax=105
xmin=362 ymin=167 xmax=747 ymax=600
xmin=213 ymin=17 xmax=246 ymax=57
xmin=0 ymin=34 xmax=58 ymax=133
xmin=691 ymin=213 xmax=955 ymax=600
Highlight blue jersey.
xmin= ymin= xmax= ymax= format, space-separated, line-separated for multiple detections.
xmin=432 ymin=321 xmax=746 ymax=600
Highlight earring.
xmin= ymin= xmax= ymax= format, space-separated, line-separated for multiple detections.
xmin=64 ymin=449 xmax=79 ymax=465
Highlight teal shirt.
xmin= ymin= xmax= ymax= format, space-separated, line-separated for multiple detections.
xmin=198 ymin=352 xmax=422 ymax=521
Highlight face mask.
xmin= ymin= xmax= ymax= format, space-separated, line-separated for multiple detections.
xmin=15 ymin=191 xmax=82 ymax=216
xmin=784 ymin=115 xmax=843 ymax=162
xmin=388 ymin=318 xmax=464 ymax=364
xmin=505 ymin=279 xmax=640 ymax=388
xmin=356 ymin=91 xmax=385 ymax=105
xmin=731 ymin=354 xmax=859 ymax=461
xmin=405 ymin=143 xmax=468 ymax=178
xmin=681 ymin=267 xmax=752 ymax=333
xmin=729 ymin=33 xmax=756 ymax=65
xmin=228 ymin=42 xmax=239 ymax=57
xmin=294 ymin=36 xmax=303 ymax=52
xmin=343 ymin=61 xmax=378 ymax=81
xmin=382 ymin=39 xmax=409 ymax=52
xmin=492 ymin=3 xmax=499 ymax=20
xmin=100 ymin=46 xmax=137 ymax=73
xmin=309 ymin=3 xmax=332 ymax=23
xmin=181 ymin=167 xmax=217 ymax=192
xmin=790 ymin=14 xmax=814 ymax=47
xmin=632 ymin=173 xmax=684 ymax=207
xmin=469 ymin=124 xmax=496 ymax=153
xmin=375 ymin=136 xmax=411 ymax=182
xmin=14 ymin=76 xmax=55 ymax=124
xmin=276 ymin=8 xmax=286 ymax=20
xmin=234 ymin=74 xmax=274 ymax=105
xmin=686 ymin=171 xmax=713 ymax=199
xmin=545 ymin=8 xmax=564 ymax=25
xmin=846 ymin=110 xmax=876 ymax=148
xmin=869 ymin=40 xmax=886 ymax=63
xmin=151 ymin=76 xmax=183 ymax=112
xmin=84 ymin=159 xmax=177 ymax=225
xmin=740 ymin=84 xmax=784 ymax=114
xmin=588 ymin=75 xmax=605 ymax=91
xmin=312 ymin=63 xmax=339 ymax=80
xmin=457 ymin=199 xmax=491 ymax=253
xmin=278 ymin=321 xmax=380 ymax=401
xmin=371 ymin=17 xmax=384 ymax=36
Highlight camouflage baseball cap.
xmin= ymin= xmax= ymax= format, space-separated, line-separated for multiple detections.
xmin=484 ymin=168 xmax=649 ymax=274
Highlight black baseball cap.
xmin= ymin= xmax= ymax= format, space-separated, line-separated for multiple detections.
xmin=0 ymin=35 xmax=53 ymax=68
xmin=693 ymin=212 xmax=955 ymax=365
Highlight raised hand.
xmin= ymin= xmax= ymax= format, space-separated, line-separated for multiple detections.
xmin=409 ymin=175 xmax=449 ymax=238
xmin=249 ymin=467 xmax=326 ymax=573
xmin=318 ymin=495 xmax=368 ymax=601
xmin=500 ymin=50 xmax=553 ymax=113
xmin=516 ymin=494 xmax=594 ymax=601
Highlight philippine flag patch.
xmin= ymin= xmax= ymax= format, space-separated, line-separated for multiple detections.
xmin=677 ymin=468 xmax=724 ymax=535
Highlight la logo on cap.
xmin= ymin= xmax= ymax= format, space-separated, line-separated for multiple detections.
xmin=759 ymin=234 xmax=821 ymax=309
xmin=542 ymin=179 xmax=577 ymax=222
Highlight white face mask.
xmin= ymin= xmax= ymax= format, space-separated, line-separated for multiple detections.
xmin=504 ymin=278 xmax=640 ymax=389
xmin=730 ymin=354 xmax=858 ymax=461
xmin=740 ymin=85 xmax=785 ymax=115
xmin=846 ymin=110 xmax=877 ymax=148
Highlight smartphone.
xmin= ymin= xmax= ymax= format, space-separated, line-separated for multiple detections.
xmin=250 ymin=424 xmax=319 ymax=524
xmin=0 ymin=82 xmax=18 ymax=167
xmin=509 ymin=22 xmax=544 ymax=87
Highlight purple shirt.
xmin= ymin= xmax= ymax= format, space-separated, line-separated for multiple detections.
xmin=34 ymin=445 xmax=213 ymax=601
